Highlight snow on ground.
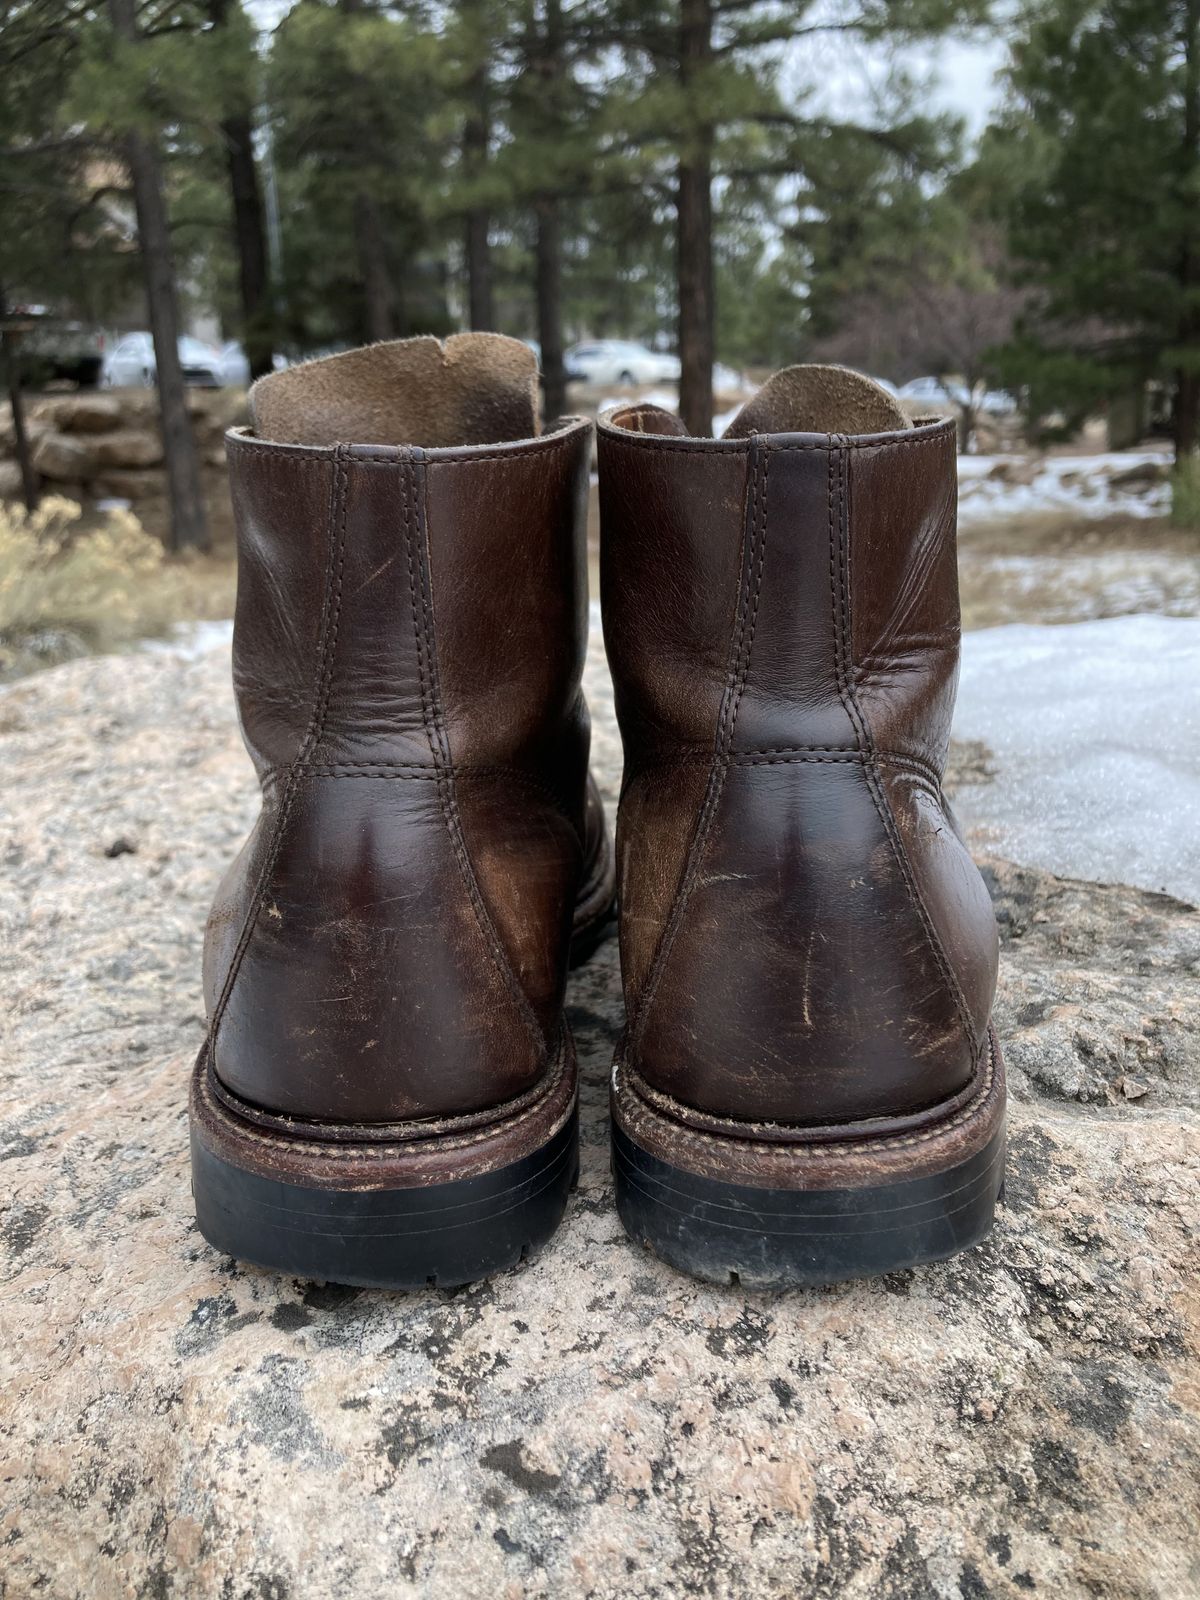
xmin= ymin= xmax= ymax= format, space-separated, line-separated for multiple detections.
xmin=954 ymin=615 xmax=1199 ymax=904
xmin=958 ymin=451 xmax=1170 ymax=525
xmin=143 ymin=619 xmax=233 ymax=660
xmin=156 ymin=609 xmax=1200 ymax=905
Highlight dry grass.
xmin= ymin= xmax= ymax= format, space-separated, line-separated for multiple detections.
xmin=0 ymin=496 xmax=234 ymax=681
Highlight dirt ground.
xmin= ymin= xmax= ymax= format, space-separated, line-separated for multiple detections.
xmin=957 ymin=511 xmax=1200 ymax=629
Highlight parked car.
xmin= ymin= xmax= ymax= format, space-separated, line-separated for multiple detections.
xmin=218 ymin=341 xmax=251 ymax=388
xmin=976 ymin=388 xmax=1019 ymax=417
xmin=101 ymin=332 xmax=226 ymax=389
xmin=10 ymin=310 xmax=106 ymax=388
xmin=565 ymin=340 xmax=681 ymax=386
xmin=899 ymin=374 xmax=969 ymax=409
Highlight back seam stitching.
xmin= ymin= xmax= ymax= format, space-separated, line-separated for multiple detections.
xmin=407 ymin=455 xmax=547 ymax=1055
xmin=629 ymin=442 xmax=769 ymax=1054
xmin=836 ymin=444 xmax=979 ymax=1056
xmin=208 ymin=443 xmax=351 ymax=1049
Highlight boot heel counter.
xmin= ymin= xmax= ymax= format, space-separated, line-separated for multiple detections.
xmin=206 ymin=774 xmax=546 ymax=1125
xmin=629 ymin=758 xmax=991 ymax=1126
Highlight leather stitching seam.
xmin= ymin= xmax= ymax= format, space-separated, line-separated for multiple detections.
xmin=628 ymin=442 xmax=769 ymax=1051
xmin=407 ymin=456 xmax=547 ymax=1055
xmin=598 ymin=425 xmax=953 ymax=457
xmin=207 ymin=444 xmax=352 ymax=1050
xmin=834 ymin=443 xmax=979 ymax=1060
xmin=628 ymin=744 xmax=943 ymax=793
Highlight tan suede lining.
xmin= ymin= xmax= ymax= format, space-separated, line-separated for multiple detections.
xmin=724 ymin=365 xmax=911 ymax=439
xmin=249 ymin=333 xmax=540 ymax=448
xmin=612 ymin=364 xmax=912 ymax=440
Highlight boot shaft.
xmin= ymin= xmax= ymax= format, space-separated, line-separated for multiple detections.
xmin=228 ymin=424 xmax=592 ymax=787
xmin=598 ymin=375 xmax=998 ymax=1128
xmin=205 ymin=340 xmax=604 ymax=1127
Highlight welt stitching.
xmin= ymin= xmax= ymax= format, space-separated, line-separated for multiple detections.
xmin=623 ymin=1035 xmax=985 ymax=1139
xmin=837 ymin=444 xmax=978 ymax=1055
xmin=199 ymin=1034 xmax=570 ymax=1160
xmin=409 ymin=456 xmax=546 ymax=1052
xmin=208 ymin=445 xmax=351 ymax=1044
xmin=620 ymin=1027 xmax=999 ymax=1161
xmin=630 ymin=442 xmax=768 ymax=1050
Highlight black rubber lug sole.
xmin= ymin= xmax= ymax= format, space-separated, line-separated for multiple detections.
xmin=191 ymin=1108 xmax=578 ymax=1290
xmin=612 ymin=1121 xmax=1005 ymax=1289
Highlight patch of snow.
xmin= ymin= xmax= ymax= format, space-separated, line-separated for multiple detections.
xmin=958 ymin=451 xmax=1170 ymax=525
xmin=954 ymin=615 xmax=1200 ymax=903
xmin=142 ymin=619 xmax=233 ymax=660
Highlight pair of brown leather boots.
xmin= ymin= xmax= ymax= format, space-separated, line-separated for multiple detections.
xmin=190 ymin=335 xmax=1004 ymax=1291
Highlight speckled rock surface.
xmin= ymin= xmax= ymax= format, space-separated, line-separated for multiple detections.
xmin=1 ymin=631 xmax=1198 ymax=1600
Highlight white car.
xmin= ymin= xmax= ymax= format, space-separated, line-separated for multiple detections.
xmin=565 ymin=340 xmax=681 ymax=386
xmin=899 ymin=375 xmax=1017 ymax=416
xmin=101 ymin=332 xmax=225 ymax=388
xmin=899 ymin=375 xmax=970 ymax=409
xmin=218 ymin=341 xmax=251 ymax=388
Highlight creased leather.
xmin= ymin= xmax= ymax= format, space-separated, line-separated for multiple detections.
xmin=204 ymin=419 xmax=609 ymax=1124
xmin=597 ymin=413 xmax=998 ymax=1128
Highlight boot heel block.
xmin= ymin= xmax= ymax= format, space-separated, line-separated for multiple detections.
xmin=611 ymin=1032 xmax=1005 ymax=1289
xmin=190 ymin=1043 xmax=578 ymax=1290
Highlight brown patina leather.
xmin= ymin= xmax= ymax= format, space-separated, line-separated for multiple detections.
xmin=202 ymin=340 xmax=613 ymax=1129
xmin=598 ymin=375 xmax=998 ymax=1137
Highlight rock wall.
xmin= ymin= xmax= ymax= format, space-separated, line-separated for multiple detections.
xmin=0 ymin=388 xmax=248 ymax=508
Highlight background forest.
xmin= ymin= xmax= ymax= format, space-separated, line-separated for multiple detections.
xmin=1 ymin=0 xmax=1198 ymax=531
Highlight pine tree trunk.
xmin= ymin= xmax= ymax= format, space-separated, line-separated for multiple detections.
xmin=1177 ymin=0 xmax=1200 ymax=459
xmin=465 ymin=206 xmax=494 ymax=331
xmin=208 ymin=0 xmax=273 ymax=380
xmin=535 ymin=196 xmax=566 ymax=422
xmin=353 ymin=193 xmax=395 ymax=343
xmin=339 ymin=0 xmax=394 ymax=343
xmin=464 ymin=91 xmax=494 ymax=331
xmin=1 ymin=302 xmax=39 ymax=513
xmin=110 ymin=0 xmax=208 ymax=553
xmin=223 ymin=110 xmax=274 ymax=378
xmin=530 ymin=0 xmax=566 ymax=422
xmin=677 ymin=0 xmax=714 ymax=436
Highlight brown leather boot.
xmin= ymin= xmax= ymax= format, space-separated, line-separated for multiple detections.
xmin=598 ymin=367 xmax=1003 ymax=1286
xmin=190 ymin=335 xmax=614 ymax=1288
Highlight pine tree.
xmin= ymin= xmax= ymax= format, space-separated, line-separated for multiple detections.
xmin=991 ymin=0 xmax=1200 ymax=459
xmin=606 ymin=0 xmax=992 ymax=434
xmin=206 ymin=0 xmax=275 ymax=378
xmin=269 ymin=1 xmax=449 ymax=346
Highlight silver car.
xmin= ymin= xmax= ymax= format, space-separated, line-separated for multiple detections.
xmin=101 ymin=332 xmax=225 ymax=388
xmin=565 ymin=339 xmax=682 ymax=387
